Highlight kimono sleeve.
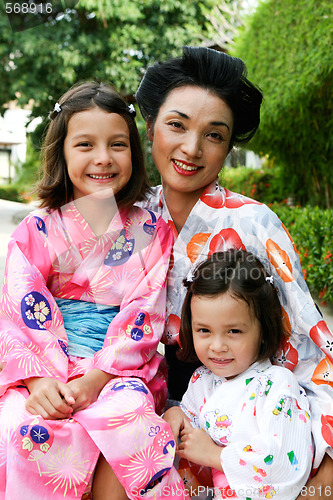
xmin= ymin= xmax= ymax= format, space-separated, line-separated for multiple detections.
xmin=180 ymin=367 xmax=207 ymax=429
xmin=0 ymin=213 xmax=69 ymax=396
xmin=251 ymin=205 xmax=333 ymax=467
xmin=220 ymin=370 xmax=313 ymax=500
xmin=93 ymin=215 xmax=173 ymax=383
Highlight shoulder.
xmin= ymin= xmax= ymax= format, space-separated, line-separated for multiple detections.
xmin=135 ymin=186 xmax=162 ymax=212
xmin=260 ymin=364 xmax=304 ymax=397
xmin=11 ymin=207 xmax=55 ymax=239
xmin=128 ymin=205 xmax=169 ymax=233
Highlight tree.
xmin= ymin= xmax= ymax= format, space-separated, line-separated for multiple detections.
xmin=233 ymin=0 xmax=333 ymax=207
xmin=0 ymin=0 xmax=215 ymax=137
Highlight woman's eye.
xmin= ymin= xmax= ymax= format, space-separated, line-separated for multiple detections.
xmin=168 ymin=121 xmax=184 ymax=130
xmin=208 ymin=132 xmax=223 ymax=141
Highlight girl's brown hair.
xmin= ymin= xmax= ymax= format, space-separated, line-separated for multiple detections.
xmin=37 ymin=81 xmax=150 ymax=210
xmin=179 ymin=250 xmax=284 ymax=364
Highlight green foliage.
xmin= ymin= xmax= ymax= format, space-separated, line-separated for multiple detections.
xmin=0 ymin=0 xmax=214 ymax=147
xmin=0 ymin=184 xmax=26 ymax=203
xmin=220 ymin=164 xmax=286 ymax=204
xmin=270 ymin=204 xmax=333 ymax=304
xmin=233 ymin=0 xmax=333 ymax=207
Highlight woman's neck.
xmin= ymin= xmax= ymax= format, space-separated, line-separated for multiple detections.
xmin=162 ymin=184 xmax=203 ymax=234
xmin=74 ymin=195 xmax=118 ymax=236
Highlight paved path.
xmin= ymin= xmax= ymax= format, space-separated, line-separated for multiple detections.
xmin=0 ymin=199 xmax=333 ymax=332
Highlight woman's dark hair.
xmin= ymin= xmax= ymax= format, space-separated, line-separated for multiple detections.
xmin=37 ymin=81 xmax=150 ymax=210
xmin=135 ymin=46 xmax=263 ymax=149
xmin=179 ymin=250 xmax=283 ymax=364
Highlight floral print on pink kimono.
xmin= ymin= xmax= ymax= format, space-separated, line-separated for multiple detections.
xmin=143 ymin=179 xmax=333 ymax=477
xmin=0 ymin=202 xmax=189 ymax=499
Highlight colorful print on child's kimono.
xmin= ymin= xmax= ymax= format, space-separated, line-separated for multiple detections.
xmin=143 ymin=210 xmax=157 ymax=235
xmin=17 ymin=417 xmax=54 ymax=461
xmin=34 ymin=215 xmax=48 ymax=236
xmin=111 ymin=379 xmax=149 ymax=394
xmin=125 ymin=311 xmax=153 ymax=342
xmin=104 ymin=228 xmax=134 ymax=267
xmin=21 ymin=291 xmax=52 ymax=330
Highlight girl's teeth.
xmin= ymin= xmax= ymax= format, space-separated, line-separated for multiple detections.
xmin=174 ymin=160 xmax=198 ymax=171
xmin=89 ymin=174 xmax=113 ymax=179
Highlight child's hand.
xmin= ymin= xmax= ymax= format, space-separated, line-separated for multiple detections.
xmin=163 ymin=406 xmax=190 ymax=448
xmin=178 ymin=418 xmax=223 ymax=471
xmin=66 ymin=369 xmax=115 ymax=413
xmin=24 ymin=377 xmax=75 ymax=420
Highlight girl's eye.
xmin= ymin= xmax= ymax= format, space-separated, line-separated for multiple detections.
xmin=76 ymin=142 xmax=91 ymax=148
xmin=112 ymin=142 xmax=128 ymax=148
xmin=198 ymin=328 xmax=210 ymax=334
xmin=229 ymin=329 xmax=242 ymax=334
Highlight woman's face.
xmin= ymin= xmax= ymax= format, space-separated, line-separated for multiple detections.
xmin=147 ymin=85 xmax=234 ymax=198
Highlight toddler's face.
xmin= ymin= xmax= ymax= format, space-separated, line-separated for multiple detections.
xmin=191 ymin=291 xmax=261 ymax=379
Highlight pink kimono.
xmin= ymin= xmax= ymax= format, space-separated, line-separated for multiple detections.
xmin=0 ymin=202 xmax=188 ymax=499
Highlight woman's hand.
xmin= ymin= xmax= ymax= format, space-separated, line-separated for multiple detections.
xmin=66 ymin=369 xmax=115 ymax=413
xmin=297 ymin=453 xmax=333 ymax=499
xmin=177 ymin=418 xmax=223 ymax=471
xmin=24 ymin=377 xmax=75 ymax=420
xmin=163 ymin=406 xmax=190 ymax=447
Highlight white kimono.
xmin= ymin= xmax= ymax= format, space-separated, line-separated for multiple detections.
xmin=181 ymin=360 xmax=313 ymax=499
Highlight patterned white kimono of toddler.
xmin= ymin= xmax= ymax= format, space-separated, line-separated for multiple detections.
xmin=181 ymin=360 xmax=313 ymax=499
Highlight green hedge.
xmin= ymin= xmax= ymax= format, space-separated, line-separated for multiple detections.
xmin=220 ymin=166 xmax=333 ymax=304
xmin=269 ymin=204 xmax=333 ymax=305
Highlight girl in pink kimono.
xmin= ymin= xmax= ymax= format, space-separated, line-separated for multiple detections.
xmin=0 ymin=82 xmax=188 ymax=499
xmin=164 ymin=250 xmax=313 ymax=499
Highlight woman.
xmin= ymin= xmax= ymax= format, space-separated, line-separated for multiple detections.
xmin=135 ymin=46 xmax=333 ymax=498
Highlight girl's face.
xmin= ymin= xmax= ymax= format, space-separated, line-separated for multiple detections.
xmin=191 ymin=292 xmax=262 ymax=379
xmin=147 ymin=85 xmax=233 ymax=198
xmin=64 ymin=107 xmax=132 ymax=201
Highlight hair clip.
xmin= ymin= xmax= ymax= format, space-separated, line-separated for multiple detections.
xmin=128 ymin=104 xmax=136 ymax=116
xmin=265 ymin=275 xmax=274 ymax=285
xmin=53 ymin=102 xmax=62 ymax=113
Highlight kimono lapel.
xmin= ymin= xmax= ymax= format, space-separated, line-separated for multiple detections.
xmin=57 ymin=203 xmax=130 ymax=290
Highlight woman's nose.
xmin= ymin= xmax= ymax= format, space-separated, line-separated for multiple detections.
xmin=180 ymin=132 xmax=202 ymax=158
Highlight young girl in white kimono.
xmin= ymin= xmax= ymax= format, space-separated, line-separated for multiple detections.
xmin=164 ymin=250 xmax=313 ymax=499
xmin=0 ymin=82 xmax=189 ymax=499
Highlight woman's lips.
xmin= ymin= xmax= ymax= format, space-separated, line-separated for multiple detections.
xmin=172 ymin=159 xmax=201 ymax=176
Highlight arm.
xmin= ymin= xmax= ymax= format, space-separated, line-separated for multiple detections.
xmin=93 ymin=213 xmax=173 ymax=381
xmin=220 ymin=371 xmax=313 ymax=499
xmin=66 ymin=369 xmax=116 ymax=413
xmin=0 ymin=213 xmax=70 ymax=396
xmin=177 ymin=418 xmax=223 ymax=471
xmin=24 ymin=376 xmax=75 ymax=419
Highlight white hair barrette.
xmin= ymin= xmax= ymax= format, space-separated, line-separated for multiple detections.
xmin=128 ymin=104 xmax=136 ymax=115
xmin=54 ymin=102 xmax=62 ymax=113
xmin=265 ymin=275 xmax=274 ymax=285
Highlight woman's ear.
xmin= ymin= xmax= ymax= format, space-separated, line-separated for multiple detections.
xmin=146 ymin=119 xmax=154 ymax=141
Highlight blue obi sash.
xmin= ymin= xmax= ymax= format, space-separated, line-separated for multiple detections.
xmin=55 ymin=298 xmax=120 ymax=358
